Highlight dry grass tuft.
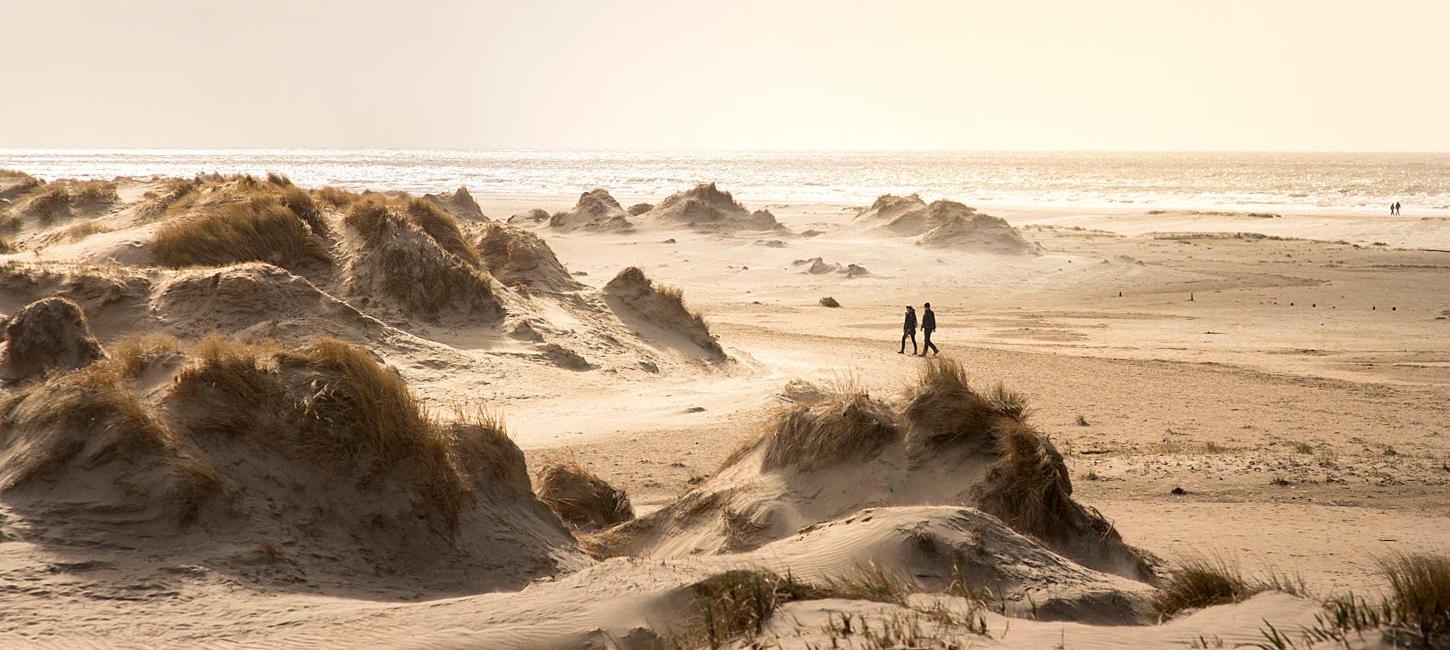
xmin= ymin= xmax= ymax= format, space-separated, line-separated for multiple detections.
xmin=279 ymin=186 xmax=328 ymax=236
xmin=0 ymin=363 xmax=222 ymax=523
xmin=265 ymin=172 xmax=294 ymax=187
xmin=534 ymin=461 xmax=634 ymax=531
xmin=475 ymin=222 xmax=582 ymax=292
xmin=405 ymin=198 xmax=480 ymax=265
xmin=62 ymin=221 xmax=110 ymax=242
xmin=342 ymin=198 xmax=391 ymax=239
xmin=168 ymin=336 xmax=288 ymax=441
xmin=1380 ymin=553 xmax=1450 ymax=642
xmin=973 ymin=419 xmax=1077 ymax=541
xmin=1271 ymin=554 xmax=1449 ymax=647
xmin=688 ymin=570 xmax=828 ymax=648
xmin=1152 ymin=556 xmax=1259 ymax=619
xmin=136 ymin=179 xmax=198 ymax=220
xmin=277 ymin=338 xmax=469 ymax=522
xmin=439 ymin=405 xmax=530 ymax=493
xmin=748 ymin=389 xmax=900 ymax=472
xmin=315 ymin=185 xmax=359 ymax=208
xmin=1153 ymin=556 xmax=1306 ymax=622
xmin=15 ymin=185 xmax=71 ymax=220
xmin=13 ymin=180 xmax=118 ymax=222
xmin=342 ymin=199 xmax=503 ymax=319
xmin=71 ymin=180 xmax=118 ymax=207
xmin=153 ymin=197 xmax=331 ymax=269
xmin=820 ymin=561 xmax=918 ymax=605
xmin=904 ymin=358 xmax=1029 ymax=455
xmin=110 ymin=333 xmax=185 ymax=379
xmin=165 ymin=337 xmax=533 ymax=529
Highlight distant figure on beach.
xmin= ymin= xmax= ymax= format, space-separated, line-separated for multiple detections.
xmin=1394 ymin=201 xmax=1401 ymax=215
xmin=920 ymin=303 xmax=939 ymax=356
xmin=899 ymin=306 xmax=917 ymax=354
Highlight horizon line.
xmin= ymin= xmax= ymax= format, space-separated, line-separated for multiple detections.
xmin=3 ymin=147 xmax=1450 ymax=156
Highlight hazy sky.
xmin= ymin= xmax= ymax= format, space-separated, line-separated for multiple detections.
xmin=1 ymin=0 xmax=1446 ymax=151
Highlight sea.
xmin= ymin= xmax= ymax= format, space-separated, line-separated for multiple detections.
xmin=2 ymin=150 xmax=1447 ymax=215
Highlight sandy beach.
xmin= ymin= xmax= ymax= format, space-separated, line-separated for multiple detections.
xmin=0 ymin=172 xmax=1445 ymax=648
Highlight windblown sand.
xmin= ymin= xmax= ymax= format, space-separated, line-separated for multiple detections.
xmin=1 ymin=175 xmax=1446 ymax=648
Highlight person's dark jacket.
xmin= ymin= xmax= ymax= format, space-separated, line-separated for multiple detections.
xmin=922 ymin=309 xmax=936 ymax=331
xmin=902 ymin=310 xmax=917 ymax=331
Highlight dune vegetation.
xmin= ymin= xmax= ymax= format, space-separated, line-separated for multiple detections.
xmin=153 ymin=197 xmax=331 ymax=269
xmin=404 ymin=197 xmax=480 ymax=265
xmin=8 ymin=179 xmax=117 ymax=222
xmin=748 ymin=390 xmax=899 ymax=472
xmin=342 ymin=199 xmax=503 ymax=319
xmin=534 ymin=461 xmax=635 ymax=532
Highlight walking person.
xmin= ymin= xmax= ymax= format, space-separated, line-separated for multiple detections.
xmin=899 ymin=306 xmax=917 ymax=354
xmin=920 ymin=302 xmax=939 ymax=356
xmin=1394 ymin=201 xmax=1401 ymax=215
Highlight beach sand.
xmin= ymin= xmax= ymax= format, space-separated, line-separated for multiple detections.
xmin=0 ymin=175 xmax=1446 ymax=648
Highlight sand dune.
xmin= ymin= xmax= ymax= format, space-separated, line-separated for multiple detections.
xmin=853 ymin=193 xmax=1038 ymax=254
xmin=0 ymin=172 xmax=1445 ymax=649
xmin=642 ymin=182 xmax=782 ymax=231
xmin=592 ymin=360 xmax=1153 ymax=583
xmin=549 ymin=188 xmax=633 ymax=232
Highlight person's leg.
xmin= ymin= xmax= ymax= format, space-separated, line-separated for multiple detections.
xmin=899 ymin=331 xmax=907 ymax=354
xmin=910 ymin=330 xmax=917 ymax=355
xmin=924 ymin=329 xmax=939 ymax=355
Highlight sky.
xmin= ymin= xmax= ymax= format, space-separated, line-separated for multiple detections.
xmin=1 ymin=0 xmax=1446 ymax=151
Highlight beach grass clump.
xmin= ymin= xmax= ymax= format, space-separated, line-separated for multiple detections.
xmin=14 ymin=180 xmax=119 ymax=222
xmin=534 ymin=460 xmax=634 ymax=531
xmin=342 ymin=199 xmax=503 ymax=319
xmin=315 ymin=185 xmax=359 ymax=208
xmin=71 ymin=180 xmax=119 ymax=207
xmin=1153 ymin=555 xmax=1260 ymax=619
xmin=152 ymin=197 xmax=331 ymax=269
xmin=439 ymin=405 xmax=530 ymax=492
xmin=0 ymin=296 xmax=107 ymax=381
xmin=405 ymin=197 xmax=480 ymax=265
xmin=973 ymin=418 xmax=1078 ymax=541
xmin=166 ymin=337 xmax=527 ymax=529
xmin=904 ymin=358 xmax=1030 ymax=456
xmin=750 ymin=389 xmax=900 ymax=472
xmin=136 ymin=178 xmax=199 ymax=220
xmin=276 ymin=338 xmax=468 ymax=519
xmin=109 ymin=333 xmax=185 ymax=379
xmin=819 ymin=561 xmax=918 ymax=605
xmin=1379 ymin=553 xmax=1450 ymax=643
xmin=688 ymin=570 xmax=828 ymax=648
xmin=62 ymin=221 xmax=110 ymax=242
xmin=278 ymin=185 xmax=328 ymax=236
xmin=1258 ymin=553 xmax=1448 ymax=647
xmin=342 ymin=197 xmax=392 ymax=239
xmin=0 ymin=361 xmax=222 ymax=523
xmin=16 ymin=185 xmax=73 ymax=220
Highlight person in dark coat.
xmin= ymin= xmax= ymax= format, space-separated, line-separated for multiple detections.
xmin=920 ymin=302 xmax=939 ymax=356
xmin=899 ymin=306 xmax=917 ymax=354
